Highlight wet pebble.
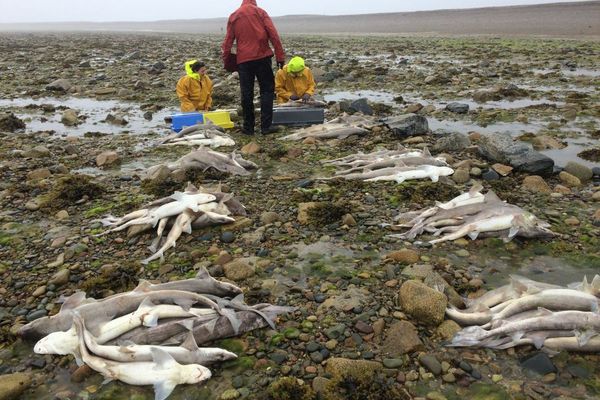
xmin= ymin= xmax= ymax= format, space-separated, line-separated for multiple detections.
xmin=221 ymin=232 xmax=235 ymax=243
xmin=26 ymin=309 xmax=47 ymax=321
xmin=482 ymin=169 xmax=500 ymax=181
xmin=459 ymin=361 xmax=473 ymax=373
xmin=28 ymin=357 xmax=46 ymax=369
xmin=419 ymin=354 xmax=442 ymax=375
xmin=521 ymin=352 xmax=557 ymax=376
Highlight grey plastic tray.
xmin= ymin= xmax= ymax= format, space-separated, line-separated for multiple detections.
xmin=272 ymin=107 xmax=325 ymax=126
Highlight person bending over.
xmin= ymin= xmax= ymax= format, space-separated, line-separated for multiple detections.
xmin=176 ymin=60 xmax=213 ymax=112
xmin=275 ymin=56 xmax=316 ymax=104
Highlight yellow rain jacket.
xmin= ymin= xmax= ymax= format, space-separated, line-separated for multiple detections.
xmin=176 ymin=61 xmax=213 ymax=112
xmin=275 ymin=65 xmax=316 ymax=104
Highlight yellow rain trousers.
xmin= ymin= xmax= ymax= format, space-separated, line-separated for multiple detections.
xmin=176 ymin=62 xmax=213 ymax=112
xmin=275 ymin=66 xmax=316 ymax=104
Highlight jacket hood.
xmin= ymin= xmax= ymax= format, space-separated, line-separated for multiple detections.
xmin=185 ymin=60 xmax=201 ymax=80
xmin=241 ymin=0 xmax=257 ymax=6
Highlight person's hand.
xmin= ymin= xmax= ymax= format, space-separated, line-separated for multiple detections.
xmin=277 ymin=61 xmax=284 ymax=70
xmin=301 ymin=94 xmax=312 ymax=102
xmin=290 ymin=94 xmax=300 ymax=101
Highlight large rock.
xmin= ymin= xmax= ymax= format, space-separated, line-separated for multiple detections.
xmin=559 ymin=171 xmax=581 ymax=187
xmin=382 ymin=321 xmax=424 ymax=356
xmin=433 ymin=132 xmax=471 ymax=152
xmin=478 ymin=133 xmax=554 ymax=175
xmin=385 ymin=114 xmax=429 ymax=137
xmin=223 ymin=259 xmax=256 ymax=281
xmin=318 ymin=287 xmax=370 ymax=313
xmin=61 ymin=109 xmax=79 ymax=126
xmin=399 ymin=280 xmax=447 ymax=326
xmin=96 ymin=151 xmax=120 ymax=167
xmin=46 ymin=78 xmax=72 ymax=92
xmin=522 ymin=176 xmax=551 ymax=194
xmin=24 ymin=145 xmax=50 ymax=158
xmin=349 ymin=98 xmax=373 ymax=115
xmin=564 ymin=161 xmax=593 ymax=183
xmin=445 ymin=102 xmax=469 ymax=114
xmin=0 ymin=372 xmax=32 ymax=400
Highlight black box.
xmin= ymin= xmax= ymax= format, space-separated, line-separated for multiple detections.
xmin=272 ymin=108 xmax=325 ymax=126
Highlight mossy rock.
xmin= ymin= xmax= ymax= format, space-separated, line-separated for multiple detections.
xmin=39 ymin=175 xmax=103 ymax=209
xmin=578 ymin=148 xmax=600 ymax=162
xmin=265 ymin=377 xmax=315 ymax=400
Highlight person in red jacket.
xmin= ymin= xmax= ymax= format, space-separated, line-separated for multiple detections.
xmin=222 ymin=0 xmax=285 ymax=135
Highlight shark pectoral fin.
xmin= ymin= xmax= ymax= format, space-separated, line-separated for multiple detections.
xmin=143 ymin=313 xmax=159 ymax=328
xmin=467 ymin=231 xmax=480 ymax=241
xmin=139 ymin=297 xmax=157 ymax=312
xmin=151 ymin=348 xmax=177 ymax=369
xmin=170 ymin=191 xmax=184 ymax=202
xmin=176 ymin=318 xmax=195 ymax=331
xmin=222 ymin=309 xmax=241 ymax=334
xmin=527 ymin=332 xmax=549 ymax=349
xmin=469 ymin=183 xmax=484 ymax=197
xmin=174 ymin=299 xmax=194 ymax=312
xmin=183 ymin=220 xmax=193 ymax=235
xmin=154 ymin=381 xmax=177 ymax=400
xmin=74 ymin=351 xmax=84 ymax=367
xmin=510 ymin=331 xmax=525 ymax=341
xmin=430 ymin=174 xmax=440 ymax=183
xmin=574 ymin=329 xmax=596 ymax=347
xmin=508 ymin=226 xmax=519 ymax=239
xmin=232 ymin=293 xmax=245 ymax=305
xmin=181 ymin=331 xmax=200 ymax=352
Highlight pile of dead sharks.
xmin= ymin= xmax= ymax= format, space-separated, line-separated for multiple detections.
xmin=321 ymin=146 xmax=454 ymax=183
xmin=20 ymin=268 xmax=293 ymax=400
xmin=97 ymin=183 xmax=246 ymax=264
xmin=280 ymin=114 xmax=378 ymax=141
xmin=160 ymin=123 xmax=235 ymax=148
xmin=388 ymin=184 xmax=555 ymax=243
xmin=446 ymin=275 xmax=600 ymax=353
xmin=142 ymin=147 xmax=257 ymax=183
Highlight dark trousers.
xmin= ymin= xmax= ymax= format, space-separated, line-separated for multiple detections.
xmin=238 ymin=57 xmax=274 ymax=132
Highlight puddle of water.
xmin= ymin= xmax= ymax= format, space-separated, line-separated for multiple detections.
xmin=0 ymin=97 xmax=174 ymax=136
xmin=540 ymin=138 xmax=600 ymax=169
xmin=478 ymin=255 xmax=599 ymax=290
xmin=323 ymin=90 xmax=398 ymax=105
xmin=534 ymin=68 xmax=600 ymax=78
xmin=430 ymin=117 xmax=599 ymax=168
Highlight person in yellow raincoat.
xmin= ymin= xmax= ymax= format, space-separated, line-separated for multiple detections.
xmin=176 ymin=60 xmax=213 ymax=112
xmin=275 ymin=56 xmax=316 ymax=104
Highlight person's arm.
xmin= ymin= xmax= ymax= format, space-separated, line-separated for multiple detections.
xmin=262 ymin=11 xmax=285 ymax=63
xmin=221 ymin=18 xmax=235 ymax=65
xmin=305 ymin=69 xmax=316 ymax=96
xmin=205 ymin=76 xmax=213 ymax=111
xmin=275 ymin=70 xmax=291 ymax=102
xmin=176 ymin=78 xmax=196 ymax=112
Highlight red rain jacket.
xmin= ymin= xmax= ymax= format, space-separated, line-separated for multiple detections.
xmin=222 ymin=0 xmax=285 ymax=66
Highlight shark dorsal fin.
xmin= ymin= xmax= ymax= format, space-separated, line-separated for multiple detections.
xmin=195 ymin=266 xmax=211 ymax=281
xmin=421 ymin=146 xmax=431 ymax=157
xmin=60 ymin=291 xmax=87 ymax=312
xmin=469 ymin=183 xmax=483 ymax=197
xmin=133 ymin=280 xmax=153 ymax=293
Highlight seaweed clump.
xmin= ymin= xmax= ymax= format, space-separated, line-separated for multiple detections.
xmin=578 ymin=148 xmax=600 ymax=162
xmin=323 ymin=370 xmax=410 ymax=400
xmin=265 ymin=377 xmax=315 ymax=400
xmin=40 ymin=174 xmax=103 ymax=209
xmin=306 ymin=201 xmax=349 ymax=226
xmin=394 ymin=182 xmax=460 ymax=206
xmin=0 ymin=113 xmax=26 ymax=132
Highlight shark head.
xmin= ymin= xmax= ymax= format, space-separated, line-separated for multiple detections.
xmin=34 ymin=327 xmax=78 ymax=355
xmin=181 ymin=364 xmax=212 ymax=384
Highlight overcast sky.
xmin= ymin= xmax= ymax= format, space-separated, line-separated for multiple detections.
xmin=0 ymin=0 xmax=587 ymax=23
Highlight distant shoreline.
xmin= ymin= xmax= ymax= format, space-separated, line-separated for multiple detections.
xmin=0 ymin=1 xmax=599 ymax=38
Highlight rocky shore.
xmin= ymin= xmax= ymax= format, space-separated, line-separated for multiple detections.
xmin=0 ymin=33 xmax=599 ymax=400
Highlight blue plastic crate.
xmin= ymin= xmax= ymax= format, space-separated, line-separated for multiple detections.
xmin=171 ymin=112 xmax=204 ymax=132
